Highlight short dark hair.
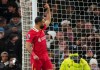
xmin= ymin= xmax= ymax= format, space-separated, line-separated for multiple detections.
xmin=8 ymin=3 xmax=18 ymax=8
xmin=9 ymin=34 xmax=18 ymax=40
xmin=35 ymin=16 xmax=43 ymax=24
xmin=12 ymin=13 xmax=21 ymax=18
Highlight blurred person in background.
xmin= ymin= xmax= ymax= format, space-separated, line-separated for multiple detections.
xmin=75 ymin=37 xmax=96 ymax=57
xmin=87 ymin=32 xmax=100 ymax=52
xmin=58 ymin=40 xmax=68 ymax=52
xmin=83 ymin=48 xmax=95 ymax=63
xmin=49 ymin=31 xmax=68 ymax=70
xmin=75 ymin=38 xmax=82 ymax=46
xmin=93 ymin=5 xmax=100 ymax=31
xmin=54 ymin=40 xmax=68 ymax=70
xmin=6 ymin=56 xmax=21 ymax=70
xmin=83 ymin=22 xmax=96 ymax=36
xmin=48 ymin=3 xmax=61 ymax=31
xmin=60 ymin=45 xmax=90 ymax=70
xmin=61 ymin=20 xmax=74 ymax=45
xmin=66 ymin=4 xmax=74 ymax=17
xmin=7 ymin=14 xmax=21 ymax=33
xmin=80 ymin=44 xmax=88 ymax=56
xmin=93 ymin=5 xmax=100 ymax=16
xmin=51 ymin=31 xmax=64 ymax=51
xmin=48 ymin=49 xmax=54 ymax=62
xmin=62 ymin=2 xmax=75 ymax=20
xmin=62 ymin=2 xmax=80 ymax=27
xmin=56 ymin=31 xmax=64 ymax=41
xmin=61 ymin=46 xmax=69 ymax=61
xmin=87 ymin=4 xmax=97 ymax=14
xmin=87 ymin=4 xmax=97 ymax=22
xmin=75 ymin=37 xmax=87 ymax=46
xmin=0 ymin=0 xmax=9 ymax=16
xmin=73 ymin=19 xmax=85 ymax=39
xmin=51 ymin=4 xmax=58 ymax=14
xmin=5 ymin=34 xmax=19 ymax=61
xmin=3 ymin=3 xmax=18 ymax=23
xmin=89 ymin=58 xmax=99 ymax=70
xmin=0 ymin=17 xmax=10 ymax=36
xmin=0 ymin=27 xmax=6 ymax=54
xmin=0 ymin=17 xmax=7 ymax=28
xmin=0 ymin=52 xmax=9 ymax=70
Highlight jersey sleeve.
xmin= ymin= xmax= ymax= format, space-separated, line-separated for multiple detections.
xmin=26 ymin=32 xmax=35 ymax=43
xmin=60 ymin=59 xmax=68 ymax=70
xmin=82 ymin=59 xmax=91 ymax=70
xmin=60 ymin=61 xmax=66 ymax=70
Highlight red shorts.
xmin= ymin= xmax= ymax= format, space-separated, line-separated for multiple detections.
xmin=31 ymin=58 xmax=53 ymax=70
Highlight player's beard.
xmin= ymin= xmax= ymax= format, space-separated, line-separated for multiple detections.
xmin=40 ymin=25 xmax=44 ymax=29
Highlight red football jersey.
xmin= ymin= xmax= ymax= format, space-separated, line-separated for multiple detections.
xmin=26 ymin=24 xmax=49 ymax=63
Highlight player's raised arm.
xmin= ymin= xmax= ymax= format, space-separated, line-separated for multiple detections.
xmin=44 ymin=3 xmax=51 ymax=27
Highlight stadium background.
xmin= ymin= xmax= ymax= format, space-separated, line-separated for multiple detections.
xmin=0 ymin=0 xmax=22 ymax=70
xmin=20 ymin=0 xmax=100 ymax=70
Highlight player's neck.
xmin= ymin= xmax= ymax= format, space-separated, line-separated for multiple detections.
xmin=34 ymin=25 xmax=41 ymax=30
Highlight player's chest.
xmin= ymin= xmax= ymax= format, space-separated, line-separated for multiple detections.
xmin=35 ymin=31 xmax=46 ymax=42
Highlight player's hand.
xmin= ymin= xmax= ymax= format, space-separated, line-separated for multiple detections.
xmin=33 ymin=55 xmax=39 ymax=60
xmin=44 ymin=3 xmax=50 ymax=9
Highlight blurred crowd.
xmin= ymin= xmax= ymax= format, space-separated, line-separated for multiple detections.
xmin=38 ymin=0 xmax=100 ymax=70
xmin=0 ymin=0 xmax=21 ymax=70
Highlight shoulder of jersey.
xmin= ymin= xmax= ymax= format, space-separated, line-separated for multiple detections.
xmin=33 ymin=27 xmax=39 ymax=32
xmin=29 ymin=27 xmax=39 ymax=33
xmin=27 ymin=29 xmax=36 ymax=35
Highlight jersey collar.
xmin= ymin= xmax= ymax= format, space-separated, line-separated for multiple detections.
xmin=33 ymin=27 xmax=39 ymax=32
